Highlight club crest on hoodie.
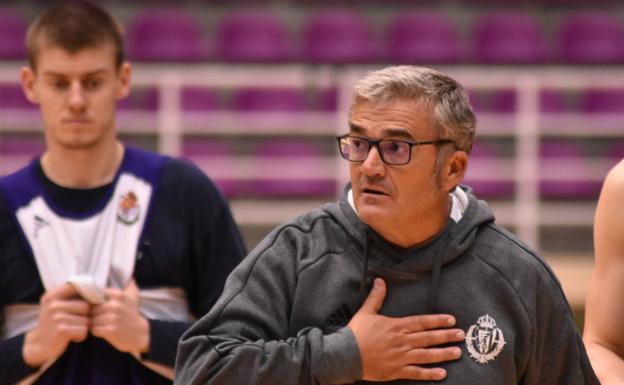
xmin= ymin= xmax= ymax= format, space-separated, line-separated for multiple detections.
xmin=465 ymin=314 xmax=506 ymax=364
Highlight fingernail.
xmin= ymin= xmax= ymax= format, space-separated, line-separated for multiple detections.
xmin=436 ymin=369 xmax=446 ymax=379
xmin=447 ymin=316 xmax=455 ymax=326
xmin=374 ymin=278 xmax=382 ymax=288
xmin=456 ymin=330 xmax=465 ymax=339
xmin=454 ymin=347 xmax=462 ymax=357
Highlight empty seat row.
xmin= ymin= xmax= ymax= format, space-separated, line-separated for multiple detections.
xmin=182 ymin=138 xmax=336 ymax=198
xmin=472 ymin=89 xmax=624 ymax=113
xmin=1 ymin=8 xmax=624 ymax=64
xmin=0 ymin=136 xmax=338 ymax=199
xmin=465 ymin=140 xmax=623 ymax=200
xmin=118 ymin=87 xmax=339 ymax=111
xmin=121 ymin=88 xmax=624 ymax=114
xmin=129 ymin=10 xmax=624 ymax=64
xmin=2 ymin=136 xmax=620 ymax=200
xmin=6 ymin=83 xmax=624 ymax=115
xmin=4 ymin=81 xmax=624 ymax=115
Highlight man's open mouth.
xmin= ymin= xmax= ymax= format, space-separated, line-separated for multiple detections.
xmin=363 ymin=188 xmax=387 ymax=196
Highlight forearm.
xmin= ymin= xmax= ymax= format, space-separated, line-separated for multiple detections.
xmin=175 ymin=326 xmax=361 ymax=385
xmin=585 ymin=341 xmax=624 ymax=385
xmin=142 ymin=319 xmax=191 ymax=367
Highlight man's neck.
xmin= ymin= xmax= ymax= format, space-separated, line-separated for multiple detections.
xmin=351 ymin=192 xmax=453 ymax=249
xmin=385 ymin=198 xmax=451 ymax=248
xmin=41 ymin=141 xmax=124 ymax=189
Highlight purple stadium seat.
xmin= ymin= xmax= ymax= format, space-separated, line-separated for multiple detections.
xmin=182 ymin=138 xmax=230 ymax=158
xmin=474 ymin=12 xmax=549 ymax=63
xmin=385 ymin=12 xmax=462 ymax=64
xmin=608 ymin=141 xmax=624 ymax=164
xmin=232 ymin=88 xmax=307 ymax=111
xmin=0 ymin=136 xmax=44 ymax=155
xmin=539 ymin=89 xmax=574 ymax=113
xmin=468 ymin=89 xmax=516 ymax=113
xmin=558 ymin=12 xmax=624 ymax=64
xmin=463 ymin=142 xmax=514 ymax=199
xmin=0 ymin=10 xmax=30 ymax=110
xmin=215 ymin=11 xmax=292 ymax=62
xmin=313 ymin=88 xmax=338 ymax=111
xmin=580 ymin=89 xmax=624 ymax=113
xmin=470 ymin=89 xmax=573 ymax=114
xmin=0 ymin=9 xmax=26 ymax=60
xmin=118 ymin=88 xmax=159 ymax=110
xmin=181 ymin=87 xmax=221 ymax=111
xmin=0 ymin=84 xmax=36 ymax=109
xmin=302 ymin=10 xmax=378 ymax=63
xmin=0 ymin=136 xmax=44 ymax=175
xmin=539 ymin=140 xmax=600 ymax=199
xmin=121 ymin=87 xmax=221 ymax=111
xmin=538 ymin=90 xmax=579 ymax=134
xmin=126 ymin=9 xmax=209 ymax=62
xmin=181 ymin=139 xmax=242 ymax=198
xmin=250 ymin=140 xmax=336 ymax=198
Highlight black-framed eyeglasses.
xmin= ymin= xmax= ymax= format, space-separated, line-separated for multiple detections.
xmin=336 ymin=134 xmax=455 ymax=165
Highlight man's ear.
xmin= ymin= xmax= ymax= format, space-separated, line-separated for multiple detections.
xmin=442 ymin=150 xmax=468 ymax=192
xmin=116 ymin=61 xmax=131 ymax=100
xmin=20 ymin=66 xmax=38 ymax=104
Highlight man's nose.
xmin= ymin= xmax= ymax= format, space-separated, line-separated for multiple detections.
xmin=359 ymin=144 xmax=386 ymax=177
xmin=68 ymin=82 xmax=86 ymax=110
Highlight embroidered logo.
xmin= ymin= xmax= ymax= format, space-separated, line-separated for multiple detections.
xmin=325 ymin=304 xmax=352 ymax=327
xmin=117 ymin=191 xmax=140 ymax=224
xmin=33 ymin=215 xmax=49 ymax=238
xmin=465 ymin=314 xmax=506 ymax=364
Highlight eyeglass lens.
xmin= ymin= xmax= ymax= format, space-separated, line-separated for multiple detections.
xmin=340 ymin=137 xmax=411 ymax=165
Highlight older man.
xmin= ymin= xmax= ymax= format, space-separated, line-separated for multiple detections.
xmin=175 ymin=66 xmax=598 ymax=385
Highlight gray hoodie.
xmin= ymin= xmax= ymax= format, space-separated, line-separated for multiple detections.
xmin=175 ymin=186 xmax=598 ymax=385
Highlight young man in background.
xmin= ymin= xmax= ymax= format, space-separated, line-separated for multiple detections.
xmin=0 ymin=3 xmax=245 ymax=384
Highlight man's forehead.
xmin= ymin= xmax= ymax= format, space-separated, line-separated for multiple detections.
xmin=34 ymin=42 xmax=117 ymax=75
xmin=350 ymin=99 xmax=435 ymax=137
xmin=349 ymin=123 xmax=415 ymax=139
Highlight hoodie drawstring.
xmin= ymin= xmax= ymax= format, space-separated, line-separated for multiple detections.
xmin=359 ymin=228 xmax=444 ymax=313
xmin=427 ymin=250 xmax=443 ymax=313
xmin=359 ymin=229 xmax=370 ymax=297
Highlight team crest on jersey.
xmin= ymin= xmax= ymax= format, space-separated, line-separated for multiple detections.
xmin=117 ymin=191 xmax=140 ymax=224
xmin=465 ymin=314 xmax=506 ymax=364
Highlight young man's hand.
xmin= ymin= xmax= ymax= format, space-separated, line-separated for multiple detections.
xmin=90 ymin=280 xmax=149 ymax=356
xmin=23 ymin=283 xmax=90 ymax=367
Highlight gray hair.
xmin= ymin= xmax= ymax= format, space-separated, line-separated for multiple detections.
xmin=350 ymin=66 xmax=476 ymax=155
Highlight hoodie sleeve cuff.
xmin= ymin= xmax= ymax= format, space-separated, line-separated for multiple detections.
xmin=316 ymin=327 xmax=362 ymax=384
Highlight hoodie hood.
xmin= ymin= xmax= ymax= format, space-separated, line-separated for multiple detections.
xmin=322 ymin=183 xmax=495 ymax=311
xmin=323 ymin=184 xmax=495 ymax=275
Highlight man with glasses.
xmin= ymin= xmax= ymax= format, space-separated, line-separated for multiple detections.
xmin=175 ymin=66 xmax=598 ymax=385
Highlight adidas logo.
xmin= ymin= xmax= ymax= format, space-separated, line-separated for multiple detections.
xmin=325 ymin=304 xmax=352 ymax=327
xmin=33 ymin=215 xmax=49 ymax=238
